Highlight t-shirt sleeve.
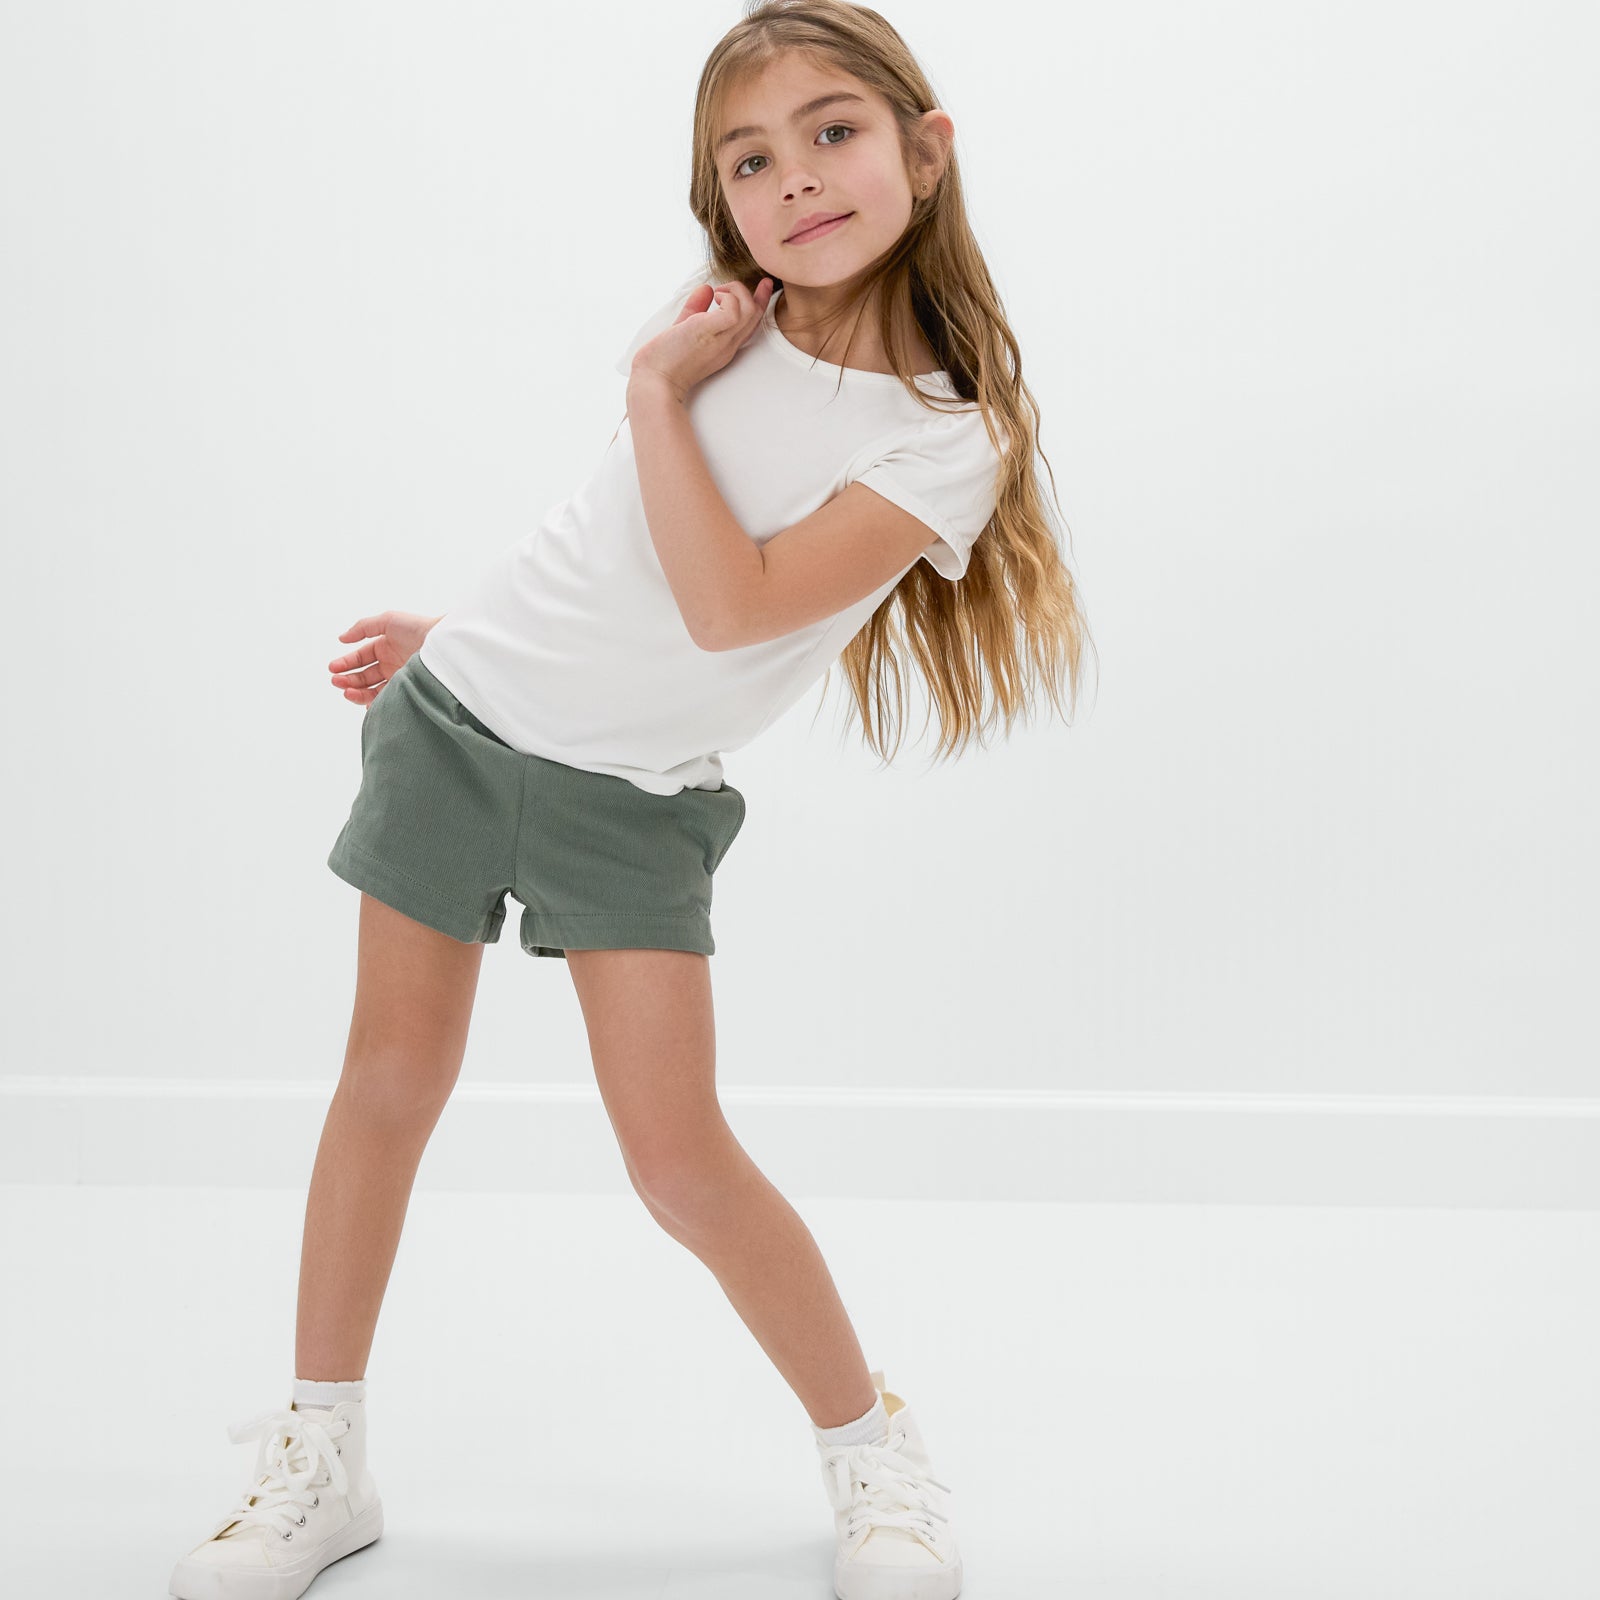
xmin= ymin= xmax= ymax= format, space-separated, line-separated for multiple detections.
xmin=612 ymin=270 xmax=710 ymax=376
xmin=848 ymin=406 xmax=1004 ymax=580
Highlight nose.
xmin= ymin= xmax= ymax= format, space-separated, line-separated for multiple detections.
xmin=780 ymin=170 xmax=821 ymax=205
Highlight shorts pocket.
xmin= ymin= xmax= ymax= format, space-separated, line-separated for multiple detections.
xmin=704 ymin=784 xmax=747 ymax=875
xmin=359 ymin=677 xmax=399 ymax=761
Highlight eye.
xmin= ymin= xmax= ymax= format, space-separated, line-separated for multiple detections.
xmin=732 ymin=123 xmax=855 ymax=180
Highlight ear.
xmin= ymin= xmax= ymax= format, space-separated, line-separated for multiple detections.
xmin=914 ymin=109 xmax=956 ymax=193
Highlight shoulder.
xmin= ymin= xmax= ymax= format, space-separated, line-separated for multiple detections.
xmin=612 ymin=268 xmax=712 ymax=376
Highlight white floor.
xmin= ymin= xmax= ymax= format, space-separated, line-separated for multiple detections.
xmin=3 ymin=1184 xmax=1597 ymax=1599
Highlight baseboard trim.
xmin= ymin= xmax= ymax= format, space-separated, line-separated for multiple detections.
xmin=4 ymin=1077 xmax=1598 ymax=1208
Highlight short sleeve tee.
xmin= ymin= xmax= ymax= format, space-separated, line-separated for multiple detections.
xmin=418 ymin=278 xmax=1005 ymax=795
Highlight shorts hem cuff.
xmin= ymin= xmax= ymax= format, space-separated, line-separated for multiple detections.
xmin=328 ymin=839 xmax=504 ymax=944
xmin=518 ymin=909 xmax=715 ymax=960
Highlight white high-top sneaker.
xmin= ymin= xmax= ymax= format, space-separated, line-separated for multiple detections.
xmin=814 ymin=1370 xmax=963 ymax=1600
xmin=168 ymin=1396 xmax=383 ymax=1600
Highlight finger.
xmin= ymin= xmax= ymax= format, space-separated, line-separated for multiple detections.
xmin=708 ymin=289 xmax=752 ymax=330
xmin=341 ymin=668 xmax=389 ymax=698
xmin=336 ymin=615 xmax=388 ymax=644
xmin=330 ymin=660 xmax=387 ymax=688
xmin=716 ymin=278 xmax=769 ymax=322
xmin=673 ymin=284 xmax=716 ymax=324
xmin=327 ymin=643 xmax=380 ymax=673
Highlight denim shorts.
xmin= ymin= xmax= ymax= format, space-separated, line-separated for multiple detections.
xmin=326 ymin=654 xmax=747 ymax=958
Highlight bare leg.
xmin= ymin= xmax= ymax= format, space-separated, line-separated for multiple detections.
xmin=294 ymin=892 xmax=487 ymax=1379
xmin=564 ymin=947 xmax=879 ymax=1430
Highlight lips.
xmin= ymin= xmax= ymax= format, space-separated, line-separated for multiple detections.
xmin=786 ymin=211 xmax=852 ymax=243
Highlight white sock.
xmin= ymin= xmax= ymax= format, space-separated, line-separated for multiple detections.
xmin=812 ymin=1394 xmax=888 ymax=1447
xmin=291 ymin=1377 xmax=367 ymax=1410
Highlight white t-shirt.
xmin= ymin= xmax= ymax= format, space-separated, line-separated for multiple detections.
xmin=418 ymin=274 xmax=1004 ymax=795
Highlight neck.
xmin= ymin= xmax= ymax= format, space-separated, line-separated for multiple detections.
xmin=775 ymin=284 xmax=938 ymax=376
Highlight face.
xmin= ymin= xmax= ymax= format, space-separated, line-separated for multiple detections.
xmin=714 ymin=54 xmax=947 ymax=293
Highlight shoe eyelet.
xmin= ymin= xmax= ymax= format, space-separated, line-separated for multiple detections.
xmin=281 ymin=1531 xmax=294 ymax=1541
xmin=297 ymin=1512 xmax=307 ymax=1526
xmin=312 ymin=1496 xmax=319 ymax=1508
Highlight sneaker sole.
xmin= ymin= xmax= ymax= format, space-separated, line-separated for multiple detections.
xmin=834 ymin=1552 xmax=963 ymax=1600
xmin=168 ymin=1499 xmax=384 ymax=1600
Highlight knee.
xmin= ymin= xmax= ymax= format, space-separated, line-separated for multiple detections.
xmin=625 ymin=1132 xmax=744 ymax=1235
xmin=337 ymin=1049 xmax=460 ymax=1131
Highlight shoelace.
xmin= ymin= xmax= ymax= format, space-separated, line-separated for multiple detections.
xmin=210 ymin=1407 xmax=352 ymax=1542
xmin=820 ymin=1429 xmax=953 ymax=1547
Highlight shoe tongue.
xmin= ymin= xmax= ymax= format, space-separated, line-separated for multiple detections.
xmin=863 ymin=1526 xmax=922 ymax=1551
xmin=215 ymin=1518 xmax=271 ymax=1546
xmin=215 ymin=1407 xmax=333 ymax=1541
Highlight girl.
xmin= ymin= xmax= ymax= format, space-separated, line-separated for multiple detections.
xmin=168 ymin=4 xmax=1089 ymax=1599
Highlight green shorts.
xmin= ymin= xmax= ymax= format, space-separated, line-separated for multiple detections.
xmin=327 ymin=654 xmax=747 ymax=958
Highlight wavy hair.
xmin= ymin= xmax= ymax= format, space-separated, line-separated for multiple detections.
xmin=687 ymin=0 xmax=1094 ymax=766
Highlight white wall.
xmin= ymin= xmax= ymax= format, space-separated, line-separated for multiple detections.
xmin=3 ymin=2 xmax=1595 ymax=1203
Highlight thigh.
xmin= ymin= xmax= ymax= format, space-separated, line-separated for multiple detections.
xmin=564 ymin=947 xmax=734 ymax=1199
xmin=341 ymin=890 xmax=487 ymax=1117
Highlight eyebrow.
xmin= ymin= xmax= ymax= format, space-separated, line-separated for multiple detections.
xmin=716 ymin=92 xmax=869 ymax=153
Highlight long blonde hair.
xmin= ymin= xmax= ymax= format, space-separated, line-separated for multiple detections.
xmin=689 ymin=0 xmax=1094 ymax=766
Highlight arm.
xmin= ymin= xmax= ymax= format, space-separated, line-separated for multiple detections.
xmin=625 ymin=370 xmax=763 ymax=650
xmin=711 ymin=482 xmax=938 ymax=650
xmin=625 ymin=371 xmax=937 ymax=651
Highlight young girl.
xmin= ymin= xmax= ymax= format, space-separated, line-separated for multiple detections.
xmin=168 ymin=4 xmax=1088 ymax=1599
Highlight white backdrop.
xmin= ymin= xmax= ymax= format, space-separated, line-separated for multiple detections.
xmin=3 ymin=1 xmax=1595 ymax=1204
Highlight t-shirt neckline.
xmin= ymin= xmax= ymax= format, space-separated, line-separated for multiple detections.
xmin=762 ymin=286 xmax=952 ymax=388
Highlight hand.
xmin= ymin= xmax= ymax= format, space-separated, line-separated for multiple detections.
xmin=628 ymin=276 xmax=777 ymax=403
xmin=328 ymin=610 xmax=442 ymax=706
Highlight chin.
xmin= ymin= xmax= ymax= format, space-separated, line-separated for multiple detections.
xmin=786 ymin=263 xmax=866 ymax=290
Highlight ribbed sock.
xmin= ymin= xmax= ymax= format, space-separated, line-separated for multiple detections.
xmin=812 ymin=1393 xmax=889 ymax=1448
xmin=291 ymin=1377 xmax=367 ymax=1411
